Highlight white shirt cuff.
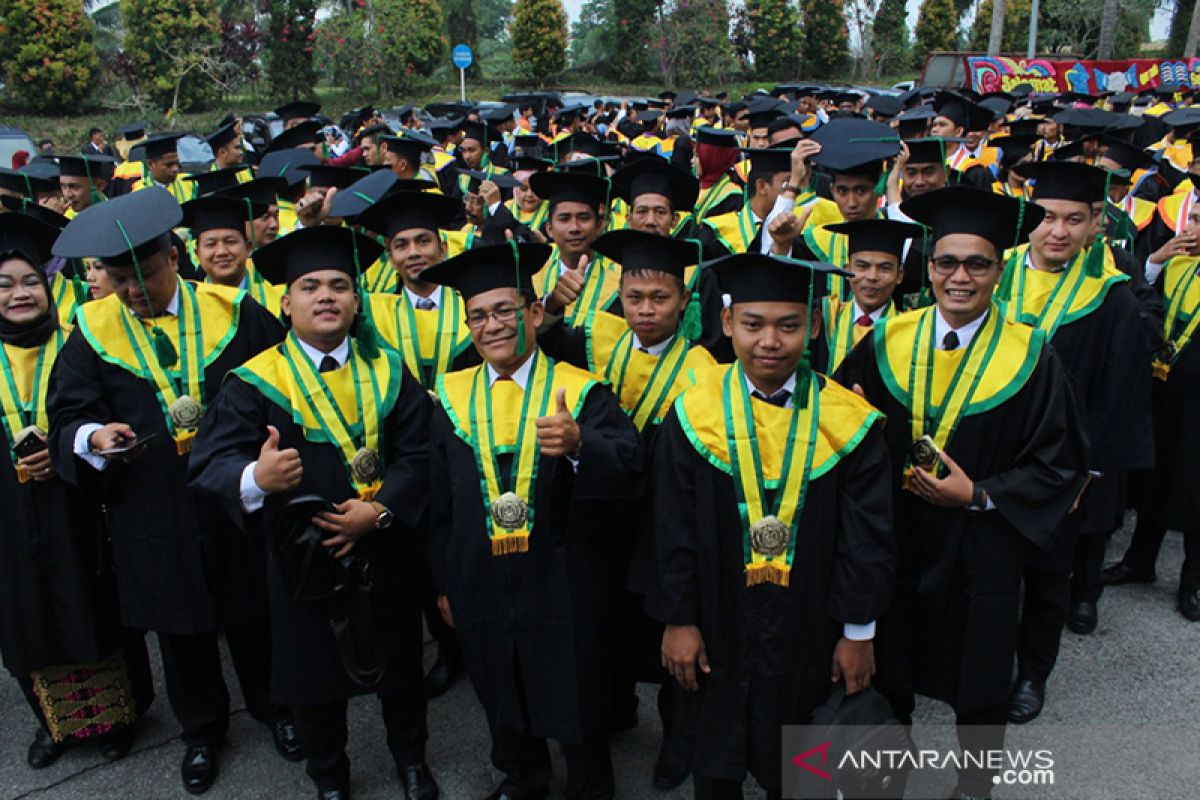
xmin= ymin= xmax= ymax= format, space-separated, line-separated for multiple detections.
xmin=843 ymin=621 xmax=876 ymax=641
xmin=487 ymin=201 xmax=501 ymax=216
xmin=1145 ymin=259 xmax=1165 ymax=285
xmin=73 ymin=423 xmax=110 ymax=471
xmin=240 ymin=461 xmax=268 ymax=513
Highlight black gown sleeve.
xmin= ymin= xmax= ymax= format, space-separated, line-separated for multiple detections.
xmin=535 ymin=317 xmax=589 ymax=369
xmin=643 ymin=409 xmax=700 ymax=626
xmin=1110 ymin=244 xmax=1165 ymax=350
xmin=46 ymin=329 xmax=111 ymax=488
xmin=186 ymin=377 xmax=272 ymax=527
xmin=570 ymin=383 xmax=645 ymax=504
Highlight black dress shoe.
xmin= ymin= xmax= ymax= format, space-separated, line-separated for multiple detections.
xmin=400 ymin=762 xmax=439 ymax=800
xmin=100 ymin=727 xmax=135 ymax=762
xmin=1178 ymin=585 xmax=1200 ymax=621
xmin=651 ymin=735 xmax=690 ymax=790
xmin=1067 ymin=599 xmax=1098 ymax=634
xmin=1101 ymin=561 xmax=1156 ymax=586
xmin=317 ymin=785 xmax=350 ymax=800
xmin=424 ymin=642 xmax=465 ymax=698
xmin=27 ymin=727 xmax=64 ymax=769
xmin=181 ymin=745 xmax=219 ymax=795
xmin=272 ymin=715 xmax=304 ymax=762
xmin=1007 ymin=678 xmax=1045 ymax=724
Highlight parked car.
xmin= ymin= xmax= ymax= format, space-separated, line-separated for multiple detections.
xmin=0 ymin=126 xmax=37 ymax=168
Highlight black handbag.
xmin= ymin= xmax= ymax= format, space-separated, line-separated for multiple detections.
xmin=271 ymin=495 xmax=386 ymax=687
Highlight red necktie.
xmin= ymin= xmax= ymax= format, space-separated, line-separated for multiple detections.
xmin=855 ymin=315 xmax=872 ymax=327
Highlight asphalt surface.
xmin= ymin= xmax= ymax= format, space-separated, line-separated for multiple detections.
xmin=1 ymin=515 xmax=1197 ymax=800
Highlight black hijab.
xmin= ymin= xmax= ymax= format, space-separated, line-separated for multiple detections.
xmin=0 ymin=251 xmax=59 ymax=349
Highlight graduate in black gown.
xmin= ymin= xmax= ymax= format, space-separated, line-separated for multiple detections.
xmin=45 ymin=188 xmax=298 ymax=795
xmin=422 ymin=243 xmax=643 ymax=800
xmin=993 ymin=162 xmax=1156 ymax=725
xmin=0 ymin=212 xmax=151 ymax=769
xmin=644 ymin=252 xmax=896 ymax=799
xmin=187 ymin=226 xmax=439 ymax=800
xmin=835 ymin=186 xmax=1088 ymax=799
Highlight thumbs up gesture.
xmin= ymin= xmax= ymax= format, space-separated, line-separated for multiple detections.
xmin=545 ymin=254 xmax=588 ymax=315
xmin=536 ymin=388 xmax=582 ymax=458
xmin=253 ymin=425 xmax=304 ymax=493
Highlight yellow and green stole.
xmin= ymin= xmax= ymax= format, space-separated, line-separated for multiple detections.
xmin=705 ymin=204 xmax=759 ymax=255
xmin=505 ymin=199 xmax=549 ymax=232
xmin=694 ymin=174 xmax=741 ymax=219
xmin=822 ymin=296 xmax=891 ymax=374
xmin=1153 ymin=256 xmax=1200 ymax=380
xmin=50 ymin=271 xmax=84 ymax=327
xmin=534 ymin=251 xmax=619 ymax=327
xmin=75 ymin=281 xmax=244 ymax=455
xmin=437 ymin=352 xmax=598 ymax=555
xmin=232 ymin=333 xmax=403 ymax=500
xmin=0 ymin=328 xmax=65 ymax=482
xmin=674 ymin=363 xmax=882 ymax=587
xmin=365 ymin=289 xmax=472 ymax=388
xmin=872 ymin=306 xmax=1044 ymax=486
xmin=997 ymin=244 xmax=1127 ymax=341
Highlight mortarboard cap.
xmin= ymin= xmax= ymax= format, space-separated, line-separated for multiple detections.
xmin=824 ymin=218 xmax=924 ymax=260
xmin=695 ymin=126 xmax=739 ymax=148
xmin=528 ymin=171 xmax=609 ymax=209
xmin=354 ymin=190 xmax=465 ymax=239
xmin=183 ymin=166 xmax=249 ymax=196
xmin=56 ymin=153 xmax=116 ymax=181
xmin=116 ymin=121 xmax=148 ymax=141
xmin=296 ymin=164 xmax=370 ymax=191
xmin=143 ymin=132 xmax=186 ymax=160
xmin=257 ymin=149 xmax=319 ymax=190
xmin=988 ymin=134 xmax=1039 ymax=168
xmin=264 ymin=120 xmax=322 ymax=155
xmin=1006 ymin=117 xmax=1042 ymax=138
xmin=52 ymin=186 xmax=182 ymax=267
xmin=0 ymin=194 xmax=70 ymax=229
xmin=865 ymin=94 xmax=903 ymax=119
xmin=811 ymin=118 xmax=901 ymax=173
xmin=900 ymin=185 xmax=1044 ymax=254
xmin=709 ymin=252 xmax=848 ymax=304
xmin=741 ymin=148 xmax=792 ymax=176
xmin=592 ymin=229 xmax=700 ymax=281
xmin=933 ymin=91 xmax=994 ymax=132
xmin=420 ymin=241 xmax=552 ymax=301
xmin=380 ymin=130 xmax=438 ymax=164
xmin=1014 ymin=160 xmax=1111 ymax=203
xmin=0 ymin=166 xmax=58 ymax=197
xmin=205 ymin=121 xmax=239 ymax=152
xmin=326 ymin=170 xmax=436 ymax=220
xmin=610 ymin=157 xmax=699 ymax=211
xmin=0 ymin=211 xmax=59 ymax=267
xmin=252 ymin=224 xmax=382 ymax=286
xmin=215 ymin=176 xmax=287 ymax=210
xmin=274 ymin=100 xmax=321 ymax=123
xmin=903 ymin=136 xmax=964 ymax=165
xmin=180 ymin=194 xmax=264 ymax=237
xmin=1096 ymin=136 xmax=1157 ymax=177
xmin=458 ymin=169 xmax=524 ymax=190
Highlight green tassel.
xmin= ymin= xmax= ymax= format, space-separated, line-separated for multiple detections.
xmin=355 ymin=313 xmax=381 ymax=360
xmin=514 ymin=308 xmax=528 ymax=357
xmin=914 ymin=287 xmax=935 ymax=309
xmin=875 ymin=170 xmax=889 ymax=197
xmin=1082 ymin=234 xmax=1105 ymax=278
xmin=995 ymin=249 xmax=1018 ymax=301
xmin=151 ymin=326 xmax=178 ymax=368
xmin=680 ymin=291 xmax=702 ymax=342
xmin=794 ymin=355 xmax=813 ymax=409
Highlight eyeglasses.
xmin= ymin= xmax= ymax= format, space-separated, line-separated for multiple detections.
xmin=931 ymin=256 xmax=997 ymax=276
xmin=466 ymin=303 xmax=526 ymax=329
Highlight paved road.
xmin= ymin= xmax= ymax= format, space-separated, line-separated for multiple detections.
xmin=1 ymin=517 xmax=1197 ymax=800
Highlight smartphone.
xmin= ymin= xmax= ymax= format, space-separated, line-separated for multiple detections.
xmin=97 ymin=432 xmax=158 ymax=457
xmin=11 ymin=426 xmax=47 ymax=460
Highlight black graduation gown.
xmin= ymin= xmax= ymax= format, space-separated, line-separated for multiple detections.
xmin=427 ymin=371 xmax=643 ymax=743
xmin=835 ymin=335 xmax=1087 ymax=713
xmin=46 ymin=295 xmax=284 ymax=635
xmin=640 ymin=379 xmax=895 ymax=791
xmin=0 ymin=406 xmax=122 ymax=677
xmin=186 ymin=363 xmax=433 ymax=706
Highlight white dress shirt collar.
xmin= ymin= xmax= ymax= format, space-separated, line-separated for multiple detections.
xmin=405 ymin=286 xmax=439 ymax=309
xmin=134 ymin=285 xmax=180 ymax=318
xmin=743 ymin=370 xmax=798 ymax=407
xmin=296 ymin=336 xmax=350 ymax=370
xmin=933 ymin=307 xmax=988 ymax=350
xmin=632 ymin=333 xmax=674 ymax=356
xmin=486 ymin=351 xmax=536 ymax=389
xmin=852 ymin=302 xmax=887 ymax=324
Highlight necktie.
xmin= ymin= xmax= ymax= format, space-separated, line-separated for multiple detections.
xmin=415 ymin=297 xmax=436 ymax=311
xmin=752 ymin=390 xmax=791 ymax=408
xmin=941 ymin=331 xmax=960 ymax=351
xmin=856 ymin=315 xmax=873 ymax=327
xmin=637 ymin=346 xmax=650 ymax=354
xmin=319 ymin=355 xmax=340 ymax=373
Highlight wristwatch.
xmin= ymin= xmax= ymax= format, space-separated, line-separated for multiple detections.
xmin=965 ymin=483 xmax=988 ymax=513
xmin=371 ymin=501 xmax=394 ymax=530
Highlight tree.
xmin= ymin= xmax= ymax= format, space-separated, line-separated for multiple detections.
xmin=569 ymin=0 xmax=609 ymax=67
xmin=801 ymin=0 xmax=849 ymax=78
xmin=442 ymin=0 xmax=479 ymax=75
xmin=966 ymin=0 xmax=1029 ymax=52
xmin=1172 ymin=0 xmax=1195 ymax=56
xmin=745 ymin=0 xmax=803 ymax=81
xmin=0 ymin=0 xmax=100 ymax=112
xmin=509 ymin=0 xmax=567 ymax=84
xmin=915 ymin=0 xmax=959 ymax=58
xmin=369 ymin=0 xmax=445 ymax=96
xmin=476 ymin=0 xmax=513 ymax=38
xmin=122 ymin=0 xmax=222 ymax=111
xmin=1188 ymin=0 xmax=1200 ymax=56
xmin=1039 ymin=0 xmax=1151 ymax=58
xmin=871 ymin=0 xmax=912 ymax=75
xmin=1097 ymin=0 xmax=1117 ymax=58
xmin=263 ymin=0 xmax=319 ymax=101
xmin=654 ymin=0 xmax=741 ymax=88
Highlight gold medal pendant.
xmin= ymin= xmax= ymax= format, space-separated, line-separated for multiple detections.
xmin=350 ymin=447 xmax=382 ymax=484
xmin=909 ymin=435 xmax=940 ymax=471
xmin=169 ymin=395 xmax=203 ymax=431
xmin=749 ymin=514 xmax=790 ymax=557
xmin=1152 ymin=359 xmax=1172 ymax=381
xmin=490 ymin=491 xmax=529 ymax=532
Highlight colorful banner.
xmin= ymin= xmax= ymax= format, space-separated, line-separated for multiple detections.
xmin=967 ymin=57 xmax=1200 ymax=95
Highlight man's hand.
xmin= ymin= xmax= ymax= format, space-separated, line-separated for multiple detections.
xmin=89 ymin=422 xmax=147 ymax=462
xmin=789 ymin=139 xmax=821 ymax=190
xmin=886 ymin=142 xmax=910 ymax=205
xmin=478 ymin=180 xmax=501 ymax=209
xmin=40 ymin=194 xmax=69 ymax=214
xmin=1151 ymin=232 xmax=1199 ymax=264
xmin=253 ymin=425 xmax=303 ymax=493
xmin=768 ymin=205 xmax=812 ymax=255
xmin=18 ymin=444 xmax=55 ymax=481
xmin=296 ymin=187 xmax=335 ymax=227
xmin=1071 ymin=473 xmax=1094 ymax=513
xmin=314 ymin=498 xmax=378 ymax=557
xmin=908 ymin=449 xmax=974 ymax=507
xmin=831 ymin=637 xmax=875 ymax=695
xmin=536 ymin=388 xmax=581 ymax=458
xmin=662 ymin=624 xmax=709 ymax=691
xmin=545 ymin=254 xmax=588 ymax=314
xmin=437 ymin=595 xmax=454 ymax=628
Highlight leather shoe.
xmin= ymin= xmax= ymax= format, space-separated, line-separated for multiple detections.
xmin=272 ymin=714 xmax=304 ymax=762
xmin=101 ymin=728 xmax=135 ymax=762
xmin=652 ymin=735 xmax=690 ymax=790
xmin=1007 ymin=678 xmax=1045 ymax=724
xmin=317 ymin=785 xmax=350 ymax=800
xmin=1101 ymin=561 xmax=1155 ymax=586
xmin=180 ymin=745 xmax=219 ymax=795
xmin=1067 ymin=600 xmax=1098 ymax=635
xmin=1178 ymin=585 xmax=1200 ymax=621
xmin=424 ymin=641 xmax=465 ymax=698
xmin=27 ymin=727 xmax=64 ymax=769
xmin=400 ymin=761 xmax=439 ymax=800
xmin=482 ymin=787 xmax=548 ymax=800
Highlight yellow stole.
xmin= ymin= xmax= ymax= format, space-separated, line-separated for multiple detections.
xmin=50 ymin=272 xmax=83 ymax=327
xmin=0 ymin=329 xmax=66 ymax=481
xmin=823 ymin=297 xmax=890 ymax=374
xmin=998 ymin=244 xmax=1128 ymax=337
xmin=365 ymin=290 xmax=472 ymax=387
xmin=1153 ymin=256 xmax=1200 ymax=379
xmin=704 ymin=204 xmax=759 ymax=255
xmin=532 ymin=251 xmax=620 ymax=327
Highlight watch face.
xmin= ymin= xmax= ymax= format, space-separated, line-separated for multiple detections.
xmin=377 ymin=509 xmax=394 ymax=529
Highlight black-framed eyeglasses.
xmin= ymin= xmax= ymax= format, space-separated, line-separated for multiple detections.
xmin=931 ymin=256 xmax=997 ymax=276
xmin=466 ymin=302 xmax=527 ymax=329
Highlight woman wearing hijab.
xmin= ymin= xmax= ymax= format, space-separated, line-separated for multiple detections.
xmin=0 ymin=212 xmax=148 ymax=769
xmin=692 ymin=127 xmax=746 ymax=218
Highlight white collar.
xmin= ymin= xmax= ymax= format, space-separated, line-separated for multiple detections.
xmin=1023 ymin=250 xmax=1071 ymax=274
xmin=557 ymin=255 xmax=593 ymax=276
xmin=632 ymin=333 xmax=674 ymax=356
xmin=742 ymin=370 xmax=798 ymax=407
xmin=852 ymin=301 xmax=887 ymax=323
xmin=933 ymin=307 xmax=988 ymax=350
xmin=134 ymin=285 xmax=180 ymax=319
xmin=486 ymin=351 xmax=536 ymax=389
xmin=405 ymin=286 xmax=439 ymax=308
xmin=295 ymin=336 xmax=350 ymax=370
